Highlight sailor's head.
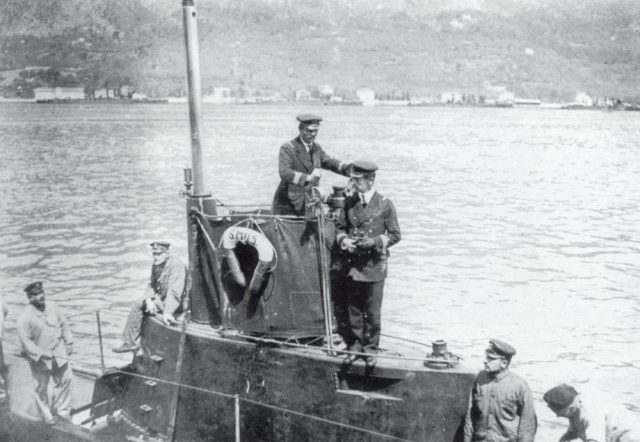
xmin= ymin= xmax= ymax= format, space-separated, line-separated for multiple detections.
xmin=150 ymin=240 xmax=171 ymax=265
xmin=297 ymin=113 xmax=322 ymax=144
xmin=483 ymin=339 xmax=516 ymax=372
xmin=543 ymin=384 xmax=580 ymax=418
xmin=349 ymin=160 xmax=378 ymax=193
xmin=24 ymin=281 xmax=46 ymax=310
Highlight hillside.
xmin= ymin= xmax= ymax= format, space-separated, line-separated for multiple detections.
xmin=1 ymin=0 xmax=639 ymax=101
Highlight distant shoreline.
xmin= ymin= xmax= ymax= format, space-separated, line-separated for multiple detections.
xmin=2 ymin=97 xmax=639 ymax=111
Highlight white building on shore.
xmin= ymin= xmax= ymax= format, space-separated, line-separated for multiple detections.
xmin=356 ymin=88 xmax=375 ymax=106
xmin=34 ymin=87 xmax=85 ymax=101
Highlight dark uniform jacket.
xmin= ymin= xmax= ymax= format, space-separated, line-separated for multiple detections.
xmin=272 ymin=136 xmax=348 ymax=215
xmin=336 ymin=191 xmax=401 ymax=282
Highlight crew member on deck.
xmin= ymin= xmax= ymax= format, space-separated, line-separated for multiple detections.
xmin=17 ymin=282 xmax=74 ymax=425
xmin=464 ymin=339 xmax=537 ymax=442
xmin=272 ymin=114 xmax=350 ymax=216
xmin=113 ymin=241 xmax=188 ymax=353
xmin=543 ymin=383 xmax=640 ymax=442
xmin=335 ymin=161 xmax=401 ymax=368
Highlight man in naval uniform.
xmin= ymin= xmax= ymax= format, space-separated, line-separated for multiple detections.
xmin=113 ymin=240 xmax=187 ymax=353
xmin=272 ymin=114 xmax=350 ymax=216
xmin=335 ymin=161 xmax=401 ymax=367
xmin=464 ymin=339 xmax=537 ymax=442
xmin=17 ymin=282 xmax=74 ymax=424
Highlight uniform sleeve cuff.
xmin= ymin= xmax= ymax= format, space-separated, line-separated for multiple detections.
xmin=293 ymin=172 xmax=304 ymax=185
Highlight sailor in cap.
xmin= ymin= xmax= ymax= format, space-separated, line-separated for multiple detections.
xmin=335 ymin=161 xmax=401 ymax=368
xmin=113 ymin=240 xmax=188 ymax=353
xmin=463 ymin=339 xmax=537 ymax=442
xmin=272 ymin=113 xmax=351 ymax=216
xmin=17 ymin=281 xmax=74 ymax=424
xmin=543 ymin=383 xmax=640 ymax=442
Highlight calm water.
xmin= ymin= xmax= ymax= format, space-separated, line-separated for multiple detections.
xmin=0 ymin=102 xmax=639 ymax=439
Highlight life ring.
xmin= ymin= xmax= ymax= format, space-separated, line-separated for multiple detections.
xmin=221 ymin=226 xmax=274 ymax=294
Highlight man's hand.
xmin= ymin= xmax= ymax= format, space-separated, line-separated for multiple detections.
xmin=144 ymin=297 xmax=159 ymax=315
xmin=559 ymin=431 xmax=576 ymax=442
xmin=306 ymin=169 xmax=322 ymax=186
xmin=341 ymin=238 xmax=357 ymax=253
xmin=66 ymin=343 xmax=74 ymax=356
xmin=355 ymin=238 xmax=376 ymax=250
xmin=162 ymin=313 xmax=177 ymax=326
xmin=306 ymin=175 xmax=320 ymax=187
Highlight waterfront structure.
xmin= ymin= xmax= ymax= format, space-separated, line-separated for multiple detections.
xmin=356 ymin=87 xmax=375 ymax=106
xmin=33 ymin=87 xmax=84 ymax=101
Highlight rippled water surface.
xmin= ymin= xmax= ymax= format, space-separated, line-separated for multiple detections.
xmin=1 ymin=103 xmax=639 ymax=438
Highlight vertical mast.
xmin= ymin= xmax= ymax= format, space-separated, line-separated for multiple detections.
xmin=182 ymin=0 xmax=217 ymax=325
xmin=182 ymin=0 xmax=206 ymax=196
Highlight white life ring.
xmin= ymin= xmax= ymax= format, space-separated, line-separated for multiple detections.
xmin=221 ymin=226 xmax=275 ymax=294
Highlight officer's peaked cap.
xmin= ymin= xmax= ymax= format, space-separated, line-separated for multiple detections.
xmin=24 ymin=281 xmax=44 ymax=296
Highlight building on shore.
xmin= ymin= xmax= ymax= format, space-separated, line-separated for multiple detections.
xmin=356 ymin=88 xmax=375 ymax=106
xmin=573 ymin=91 xmax=594 ymax=107
xmin=440 ymin=91 xmax=463 ymax=104
xmin=33 ymin=87 xmax=85 ymax=101
xmin=515 ymin=98 xmax=541 ymax=105
xmin=203 ymin=87 xmax=233 ymax=103
xmin=496 ymin=91 xmax=515 ymax=106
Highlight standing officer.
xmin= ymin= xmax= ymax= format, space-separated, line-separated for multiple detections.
xmin=335 ymin=161 xmax=401 ymax=367
xmin=272 ymin=114 xmax=350 ymax=216
xmin=464 ymin=339 xmax=537 ymax=442
xmin=17 ymin=282 xmax=74 ymax=424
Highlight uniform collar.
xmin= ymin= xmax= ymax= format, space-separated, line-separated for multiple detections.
xmin=493 ymin=369 xmax=511 ymax=381
xmin=359 ymin=188 xmax=376 ymax=205
xmin=300 ymin=138 xmax=313 ymax=153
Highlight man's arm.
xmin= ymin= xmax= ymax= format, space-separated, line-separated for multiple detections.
xmin=517 ymin=382 xmax=537 ymax=442
xmin=335 ymin=199 xmax=357 ymax=252
xmin=17 ymin=314 xmax=45 ymax=362
xmin=379 ymin=199 xmax=401 ymax=250
xmin=278 ymin=144 xmax=310 ymax=187
xmin=316 ymin=145 xmax=349 ymax=176
xmin=55 ymin=305 xmax=74 ymax=356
